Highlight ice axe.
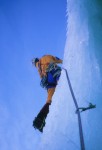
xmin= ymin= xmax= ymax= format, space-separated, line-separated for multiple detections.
xmin=76 ymin=103 xmax=96 ymax=113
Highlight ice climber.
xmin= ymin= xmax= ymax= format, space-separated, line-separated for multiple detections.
xmin=32 ymin=55 xmax=62 ymax=132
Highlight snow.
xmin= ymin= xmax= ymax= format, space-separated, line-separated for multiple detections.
xmin=39 ymin=0 xmax=102 ymax=150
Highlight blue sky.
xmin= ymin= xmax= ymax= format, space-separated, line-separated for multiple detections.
xmin=0 ymin=0 xmax=66 ymax=149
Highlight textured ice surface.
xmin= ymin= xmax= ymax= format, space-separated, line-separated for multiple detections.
xmin=39 ymin=0 xmax=102 ymax=149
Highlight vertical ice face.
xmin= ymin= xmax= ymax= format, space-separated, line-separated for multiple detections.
xmin=39 ymin=0 xmax=102 ymax=150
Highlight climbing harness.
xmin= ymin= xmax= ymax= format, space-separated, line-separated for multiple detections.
xmin=40 ymin=63 xmax=61 ymax=89
xmin=46 ymin=62 xmax=62 ymax=78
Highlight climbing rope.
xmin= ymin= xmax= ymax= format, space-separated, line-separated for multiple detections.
xmin=62 ymin=68 xmax=85 ymax=150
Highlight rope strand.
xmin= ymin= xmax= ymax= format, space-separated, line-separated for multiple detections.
xmin=62 ymin=68 xmax=85 ymax=150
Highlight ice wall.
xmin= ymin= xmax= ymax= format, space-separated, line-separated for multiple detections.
xmin=39 ymin=0 xmax=102 ymax=150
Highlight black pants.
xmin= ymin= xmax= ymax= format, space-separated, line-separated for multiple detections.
xmin=37 ymin=103 xmax=50 ymax=120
